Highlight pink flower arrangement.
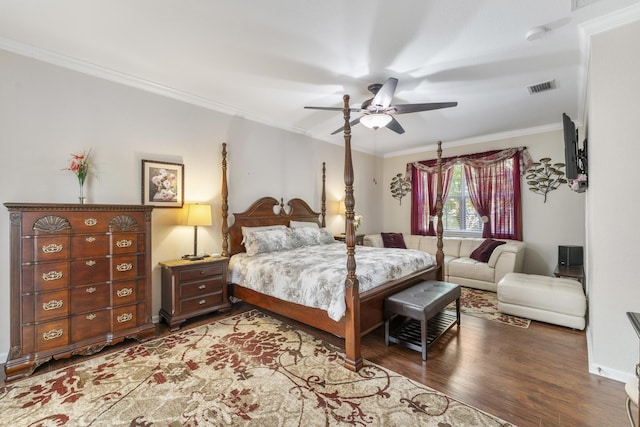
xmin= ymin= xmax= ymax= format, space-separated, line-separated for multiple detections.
xmin=64 ymin=150 xmax=92 ymax=185
xmin=569 ymin=173 xmax=588 ymax=192
xmin=150 ymin=168 xmax=178 ymax=201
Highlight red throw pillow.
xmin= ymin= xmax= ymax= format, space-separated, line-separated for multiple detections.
xmin=470 ymin=239 xmax=506 ymax=263
xmin=381 ymin=232 xmax=407 ymax=249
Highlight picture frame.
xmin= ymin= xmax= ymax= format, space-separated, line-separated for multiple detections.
xmin=141 ymin=160 xmax=184 ymax=208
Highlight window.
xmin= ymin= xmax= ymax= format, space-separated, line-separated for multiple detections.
xmin=443 ymin=164 xmax=482 ymax=233
xmin=409 ymin=147 xmax=526 ymax=241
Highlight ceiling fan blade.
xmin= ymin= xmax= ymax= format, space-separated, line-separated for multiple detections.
xmin=385 ymin=117 xmax=405 ymax=134
xmin=391 ymin=102 xmax=458 ymax=114
xmin=370 ymin=78 xmax=398 ymax=109
xmin=305 ymin=106 xmax=361 ymax=112
xmin=330 ymin=117 xmax=361 ymax=135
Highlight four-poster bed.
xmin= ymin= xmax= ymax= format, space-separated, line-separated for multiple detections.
xmin=220 ymin=95 xmax=445 ymax=372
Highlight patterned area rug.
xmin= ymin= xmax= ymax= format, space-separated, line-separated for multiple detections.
xmin=446 ymin=287 xmax=531 ymax=328
xmin=0 ymin=310 xmax=514 ymax=426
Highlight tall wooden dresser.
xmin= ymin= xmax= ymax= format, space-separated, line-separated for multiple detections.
xmin=4 ymin=203 xmax=156 ymax=381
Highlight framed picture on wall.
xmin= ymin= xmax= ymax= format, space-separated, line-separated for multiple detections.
xmin=141 ymin=159 xmax=184 ymax=208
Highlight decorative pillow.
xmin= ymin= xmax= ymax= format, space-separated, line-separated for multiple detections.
xmin=290 ymin=220 xmax=320 ymax=229
xmin=381 ymin=232 xmax=407 ymax=249
xmin=244 ymin=228 xmax=296 ymax=256
xmin=469 ymin=239 xmax=506 ymax=263
xmin=318 ymin=228 xmax=336 ymax=244
xmin=241 ymin=224 xmax=286 ymax=243
xmin=291 ymin=227 xmax=335 ymax=246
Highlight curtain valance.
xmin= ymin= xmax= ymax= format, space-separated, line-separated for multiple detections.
xmin=406 ymin=147 xmax=533 ymax=180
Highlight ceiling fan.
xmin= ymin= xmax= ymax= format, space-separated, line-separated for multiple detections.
xmin=304 ymin=77 xmax=457 ymax=135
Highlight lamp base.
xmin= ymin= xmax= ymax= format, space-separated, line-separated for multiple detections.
xmin=182 ymin=254 xmax=206 ymax=261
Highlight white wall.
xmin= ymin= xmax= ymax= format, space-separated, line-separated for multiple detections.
xmin=0 ymin=50 xmax=381 ymax=362
xmin=587 ymin=20 xmax=640 ymax=380
xmin=381 ymin=131 xmax=586 ymax=276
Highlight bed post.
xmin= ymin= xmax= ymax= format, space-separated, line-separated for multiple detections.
xmin=221 ymin=143 xmax=229 ymax=258
xmin=321 ymin=162 xmax=326 ymax=227
xmin=342 ymin=94 xmax=363 ymax=372
xmin=436 ymin=141 xmax=444 ymax=281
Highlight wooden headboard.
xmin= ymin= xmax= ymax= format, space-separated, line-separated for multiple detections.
xmin=227 ymin=197 xmax=322 ymax=256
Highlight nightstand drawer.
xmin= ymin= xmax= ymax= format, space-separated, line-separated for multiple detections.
xmin=179 ymin=264 xmax=224 ymax=282
xmin=180 ymin=292 xmax=223 ymax=313
xmin=181 ymin=279 xmax=223 ymax=299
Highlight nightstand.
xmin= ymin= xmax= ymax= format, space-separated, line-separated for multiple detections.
xmin=334 ymin=233 xmax=364 ymax=245
xmin=159 ymin=256 xmax=231 ymax=331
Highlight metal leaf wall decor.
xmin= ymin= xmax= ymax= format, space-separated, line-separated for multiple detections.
xmin=526 ymin=158 xmax=567 ymax=203
xmin=390 ymin=173 xmax=411 ymax=205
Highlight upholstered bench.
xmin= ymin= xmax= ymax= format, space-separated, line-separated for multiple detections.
xmin=497 ymin=273 xmax=587 ymax=330
xmin=384 ymin=280 xmax=461 ymax=360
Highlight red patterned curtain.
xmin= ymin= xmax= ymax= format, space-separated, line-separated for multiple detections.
xmin=409 ymin=161 xmax=453 ymax=236
xmin=408 ymin=147 xmax=530 ymax=240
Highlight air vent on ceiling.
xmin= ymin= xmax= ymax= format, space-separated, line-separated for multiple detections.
xmin=527 ymin=80 xmax=556 ymax=95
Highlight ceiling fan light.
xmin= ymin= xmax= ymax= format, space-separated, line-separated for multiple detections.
xmin=360 ymin=113 xmax=392 ymax=130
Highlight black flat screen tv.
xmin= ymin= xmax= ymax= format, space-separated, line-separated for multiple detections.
xmin=563 ymin=113 xmax=580 ymax=180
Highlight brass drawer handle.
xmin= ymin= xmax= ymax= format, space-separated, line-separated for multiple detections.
xmin=117 ymin=313 xmax=133 ymax=323
xmin=116 ymin=239 xmax=132 ymax=248
xmin=86 ymin=287 xmax=96 ymax=293
xmin=86 ymin=260 xmax=96 ymax=266
xmin=42 ymin=329 xmax=63 ymax=340
xmin=116 ymin=263 xmax=133 ymax=272
xmin=42 ymin=299 xmax=63 ymax=311
xmin=86 ymin=313 xmax=96 ymax=320
xmin=84 ymin=218 xmax=97 ymax=226
xmin=198 ymin=284 xmax=206 ymax=290
xmin=42 ymin=271 xmax=63 ymax=281
xmin=198 ymin=299 xmax=206 ymax=305
xmin=85 ymin=236 xmax=96 ymax=243
xmin=117 ymin=288 xmax=133 ymax=298
xmin=42 ymin=243 xmax=63 ymax=253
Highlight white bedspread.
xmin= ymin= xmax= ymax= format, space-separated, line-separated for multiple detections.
xmin=228 ymin=242 xmax=435 ymax=321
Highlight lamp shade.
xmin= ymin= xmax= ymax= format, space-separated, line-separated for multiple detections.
xmin=360 ymin=113 xmax=392 ymax=130
xmin=338 ymin=200 xmax=346 ymax=215
xmin=185 ymin=203 xmax=212 ymax=226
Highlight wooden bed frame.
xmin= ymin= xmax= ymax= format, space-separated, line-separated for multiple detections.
xmin=220 ymin=95 xmax=445 ymax=371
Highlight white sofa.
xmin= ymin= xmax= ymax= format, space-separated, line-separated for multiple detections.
xmin=363 ymin=234 xmax=526 ymax=292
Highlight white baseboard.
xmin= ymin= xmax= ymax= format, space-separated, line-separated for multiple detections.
xmin=1 ymin=351 xmax=7 ymax=364
xmin=589 ymin=363 xmax=633 ymax=383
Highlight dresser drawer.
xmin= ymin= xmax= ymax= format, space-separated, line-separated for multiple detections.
xmin=113 ymin=305 xmax=138 ymax=332
xmin=71 ymin=234 xmax=109 ymax=258
xmin=71 ymin=310 xmax=110 ymax=342
xmin=24 ymin=235 xmax=70 ymax=262
xmin=71 ymin=283 xmax=110 ymax=313
xmin=179 ymin=264 xmax=224 ymax=282
xmin=180 ymin=292 xmax=224 ymax=313
xmin=68 ymin=212 xmax=113 ymax=233
xmin=22 ymin=262 xmax=69 ymax=292
xmin=111 ymin=233 xmax=138 ymax=255
xmin=112 ymin=281 xmax=137 ymax=306
xmin=111 ymin=255 xmax=138 ymax=280
xmin=181 ymin=278 xmax=223 ymax=299
xmin=22 ymin=289 xmax=70 ymax=324
xmin=35 ymin=319 xmax=70 ymax=352
xmin=70 ymin=257 xmax=110 ymax=285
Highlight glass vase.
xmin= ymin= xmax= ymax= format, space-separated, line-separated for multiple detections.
xmin=78 ymin=180 xmax=85 ymax=204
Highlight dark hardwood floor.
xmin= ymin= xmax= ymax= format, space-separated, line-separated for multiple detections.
xmin=1 ymin=302 xmax=630 ymax=427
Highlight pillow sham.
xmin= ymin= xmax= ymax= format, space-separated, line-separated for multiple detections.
xmin=291 ymin=227 xmax=335 ymax=246
xmin=290 ymin=220 xmax=320 ymax=229
xmin=244 ymin=228 xmax=296 ymax=256
xmin=241 ymin=224 xmax=287 ymax=243
xmin=381 ymin=232 xmax=407 ymax=249
xmin=469 ymin=238 xmax=506 ymax=263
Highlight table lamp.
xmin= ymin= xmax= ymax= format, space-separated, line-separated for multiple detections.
xmin=184 ymin=203 xmax=212 ymax=261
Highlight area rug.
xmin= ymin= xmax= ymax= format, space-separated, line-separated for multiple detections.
xmin=446 ymin=287 xmax=531 ymax=329
xmin=0 ymin=310 xmax=514 ymax=426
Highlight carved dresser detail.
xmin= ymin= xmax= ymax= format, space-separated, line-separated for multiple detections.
xmin=4 ymin=203 xmax=155 ymax=381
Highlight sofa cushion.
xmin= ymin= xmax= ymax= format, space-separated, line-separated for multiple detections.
xmin=470 ymin=239 xmax=506 ymax=263
xmin=381 ymin=232 xmax=407 ymax=249
xmin=448 ymin=257 xmax=496 ymax=283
